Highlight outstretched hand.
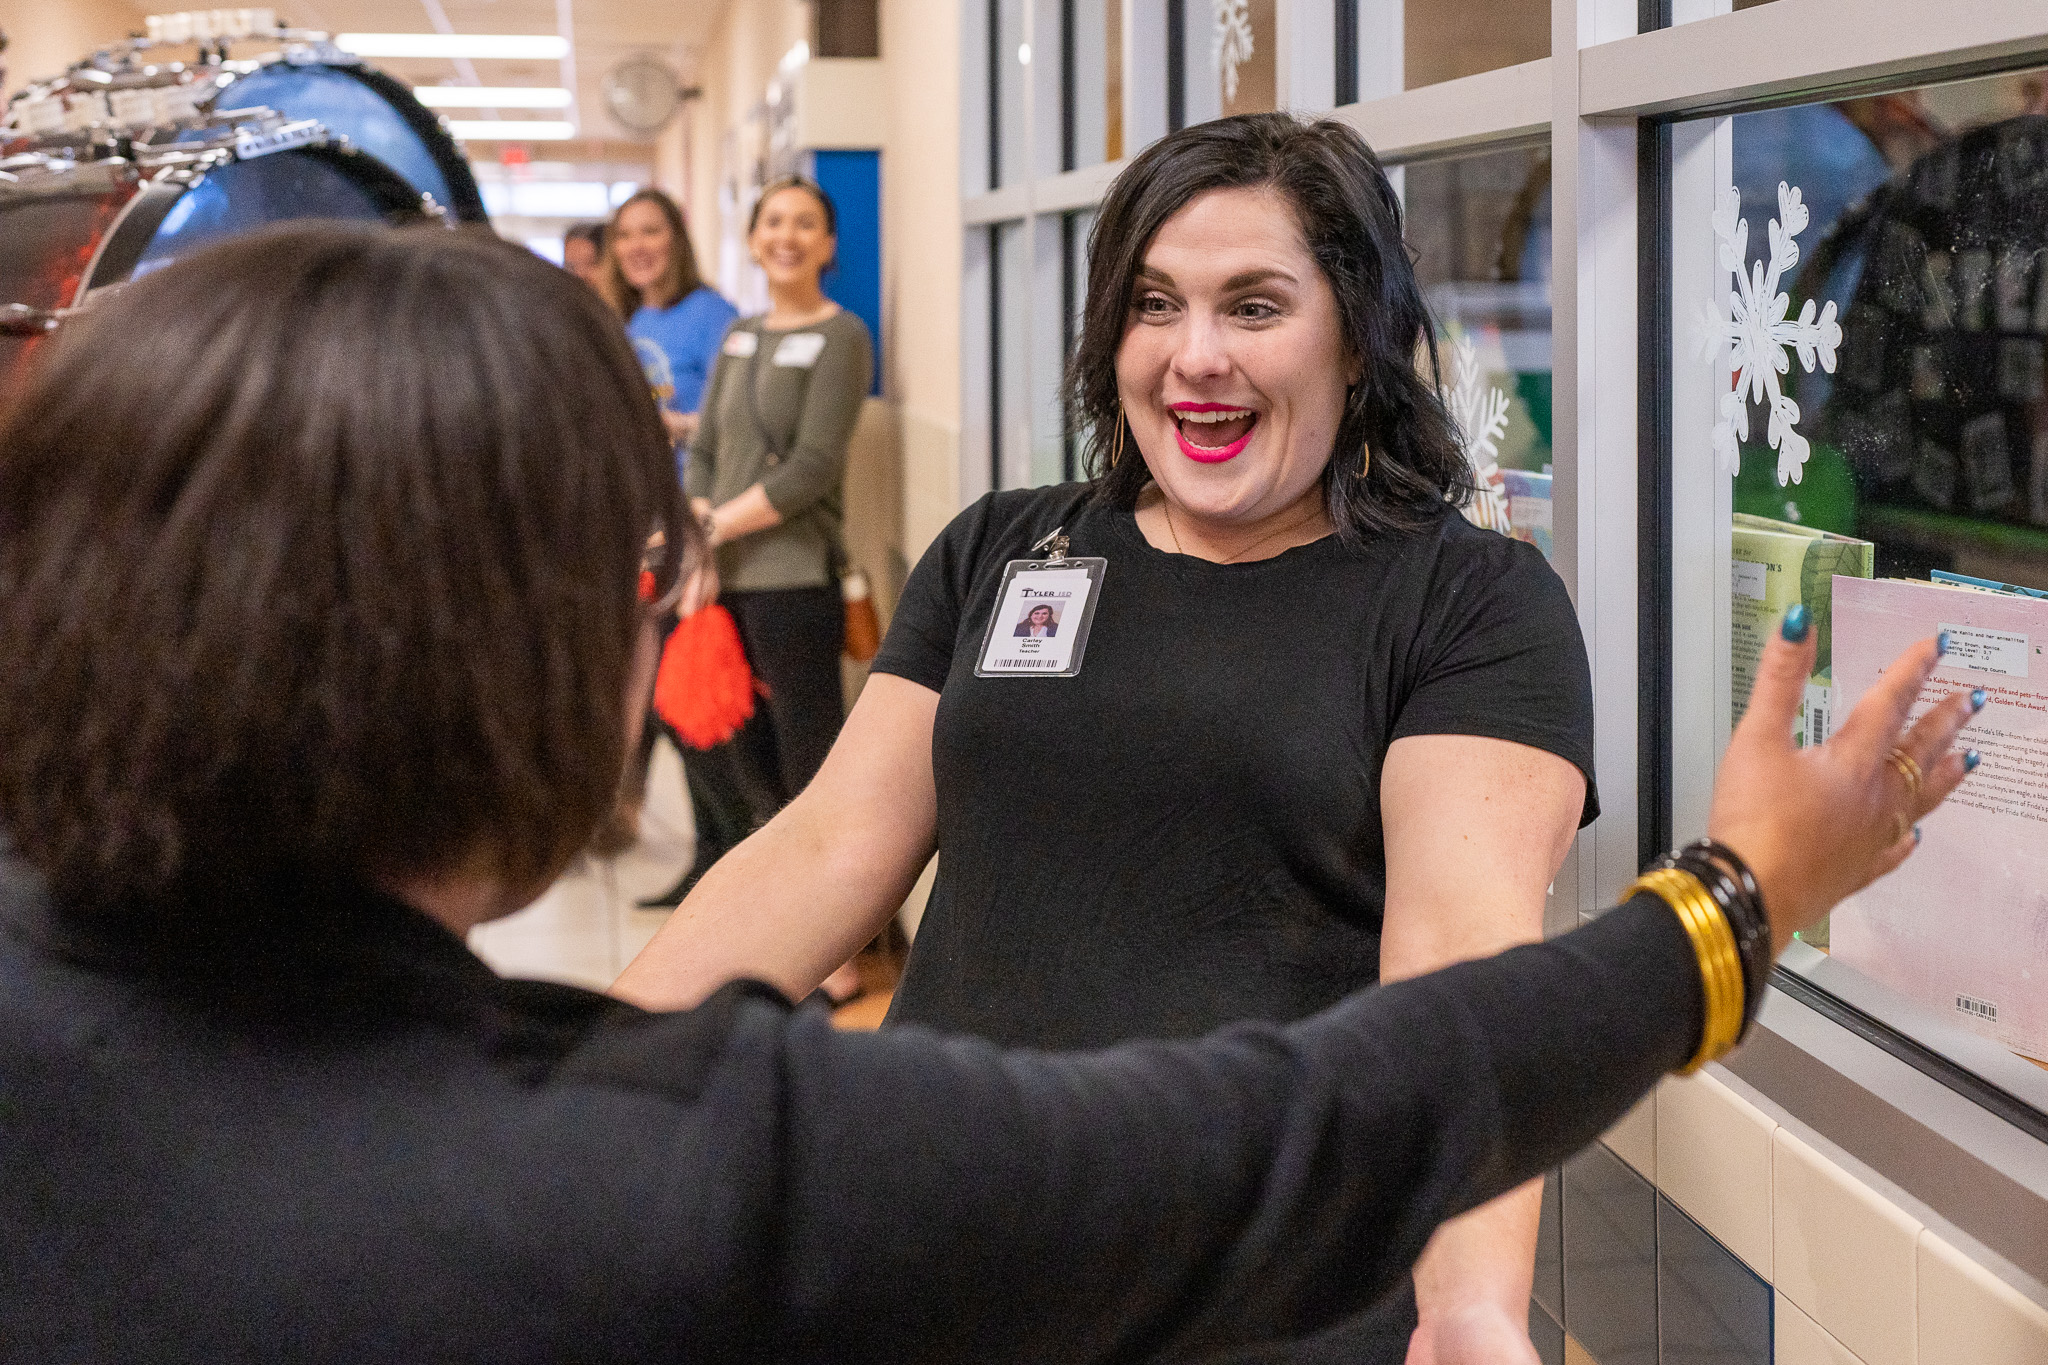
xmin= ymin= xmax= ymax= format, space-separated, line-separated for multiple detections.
xmin=1708 ymin=607 xmax=1983 ymax=951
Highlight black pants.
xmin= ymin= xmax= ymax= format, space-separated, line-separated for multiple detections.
xmin=676 ymin=584 xmax=845 ymax=888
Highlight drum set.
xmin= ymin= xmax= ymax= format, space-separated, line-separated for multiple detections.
xmin=1 ymin=10 xmax=492 ymax=387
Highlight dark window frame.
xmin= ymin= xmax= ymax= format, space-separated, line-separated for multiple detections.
xmin=990 ymin=223 xmax=1004 ymax=491
xmin=1060 ymin=0 xmax=1077 ymax=173
xmin=1166 ymin=0 xmax=1185 ymax=132
xmin=987 ymin=0 xmax=1002 ymax=188
xmin=1334 ymin=0 xmax=1358 ymax=107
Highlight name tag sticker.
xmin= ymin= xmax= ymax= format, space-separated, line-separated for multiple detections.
xmin=722 ymin=330 xmax=759 ymax=357
xmin=975 ymin=557 xmax=1107 ymax=678
xmin=772 ymin=332 xmax=828 ymax=368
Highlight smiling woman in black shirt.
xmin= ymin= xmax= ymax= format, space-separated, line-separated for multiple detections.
xmin=0 ymin=220 xmax=1982 ymax=1363
xmin=619 ymin=114 xmax=1590 ymax=1361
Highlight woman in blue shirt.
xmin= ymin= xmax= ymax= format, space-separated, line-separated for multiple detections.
xmin=604 ymin=189 xmax=737 ymax=462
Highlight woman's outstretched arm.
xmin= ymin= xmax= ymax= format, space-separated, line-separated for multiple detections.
xmin=1380 ymin=734 xmax=1583 ymax=1365
xmin=610 ymin=673 xmax=940 ymax=1009
xmin=736 ymin=890 xmax=1700 ymax=1362
xmin=720 ymin=624 xmax=1982 ymax=1362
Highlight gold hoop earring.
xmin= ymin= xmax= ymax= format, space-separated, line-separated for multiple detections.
xmin=1360 ymin=444 xmax=1373 ymax=479
xmin=1110 ymin=402 xmax=1127 ymax=468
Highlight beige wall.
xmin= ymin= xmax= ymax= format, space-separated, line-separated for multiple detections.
xmin=1 ymin=0 xmax=148 ymax=100
xmin=681 ymin=0 xmax=963 ymax=601
xmin=880 ymin=0 xmax=961 ymax=563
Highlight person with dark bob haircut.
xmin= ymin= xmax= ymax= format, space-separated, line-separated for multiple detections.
xmin=0 ymin=220 xmax=1981 ymax=1363
xmin=617 ymin=113 xmax=1589 ymax=1359
xmin=0 ymin=224 xmax=685 ymax=910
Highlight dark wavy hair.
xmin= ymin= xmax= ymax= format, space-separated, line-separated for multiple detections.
xmin=0 ymin=223 xmax=693 ymax=913
xmin=1067 ymin=113 xmax=1471 ymax=541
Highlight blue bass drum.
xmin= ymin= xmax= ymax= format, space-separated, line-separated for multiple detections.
xmin=189 ymin=59 xmax=487 ymax=223
xmin=121 ymin=143 xmax=436 ymax=279
xmin=0 ymin=133 xmax=433 ymax=390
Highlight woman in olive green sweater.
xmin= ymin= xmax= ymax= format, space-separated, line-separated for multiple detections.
xmin=684 ymin=177 xmax=874 ymax=926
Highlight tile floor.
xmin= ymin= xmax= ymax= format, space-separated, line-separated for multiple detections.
xmin=467 ymin=736 xmax=696 ymax=991
xmin=466 ymin=735 xmax=900 ymax=1026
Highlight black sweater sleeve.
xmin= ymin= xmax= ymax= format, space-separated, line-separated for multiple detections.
xmin=720 ymin=894 xmax=1699 ymax=1361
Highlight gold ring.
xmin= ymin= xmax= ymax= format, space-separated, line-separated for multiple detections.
xmin=1888 ymin=748 xmax=1924 ymax=801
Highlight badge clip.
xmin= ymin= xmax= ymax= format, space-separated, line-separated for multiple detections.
xmin=1030 ymin=526 xmax=1071 ymax=565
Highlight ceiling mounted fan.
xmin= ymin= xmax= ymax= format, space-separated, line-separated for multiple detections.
xmin=601 ymin=53 xmax=697 ymax=136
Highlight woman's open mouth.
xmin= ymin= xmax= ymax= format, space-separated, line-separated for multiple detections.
xmin=1171 ymin=403 xmax=1258 ymax=463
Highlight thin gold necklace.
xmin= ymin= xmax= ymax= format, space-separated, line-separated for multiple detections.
xmin=1161 ymin=499 xmax=1324 ymax=565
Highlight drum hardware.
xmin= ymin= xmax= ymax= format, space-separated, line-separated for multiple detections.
xmin=0 ymin=304 xmax=64 ymax=336
xmin=142 ymin=10 xmax=286 ymax=48
xmin=4 ymin=22 xmax=485 ymax=224
xmin=1 ymin=14 xmax=467 ymax=390
xmin=1 ymin=120 xmax=437 ymax=331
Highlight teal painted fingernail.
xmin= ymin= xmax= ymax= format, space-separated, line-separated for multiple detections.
xmin=1938 ymin=631 xmax=1951 ymax=656
xmin=1966 ymin=750 xmax=1981 ymax=772
xmin=1781 ymin=603 xmax=1810 ymax=642
xmin=1972 ymin=689 xmax=1987 ymax=711
xmin=1914 ymin=825 xmax=1923 ymax=844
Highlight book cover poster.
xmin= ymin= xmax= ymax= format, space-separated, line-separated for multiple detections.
xmin=1502 ymin=469 xmax=1551 ymax=562
xmin=1831 ymin=575 xmax=2048 ymax=1061
xmin=1730 ymin=514 xmax=1873 ymax=745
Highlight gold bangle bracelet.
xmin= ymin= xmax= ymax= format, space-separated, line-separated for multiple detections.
xmin=1638 ymin=875 xmax=1736 ymax=1080
xmin=1674 ymin=876 xmax=1744 ymax=1060
xmin=1673 ymin=874 xmax=1744 ymax=1066
xmin=1628 ymin=867 xmax=1746 ymax=1073
xmin=1649 ymin=871 xmax=1741 ymax=1071
xmin=1672 ymin=895 xmax=1739 ymax=1067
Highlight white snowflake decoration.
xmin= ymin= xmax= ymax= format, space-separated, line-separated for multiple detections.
xmin=1213 ymin=0 xmax=1254 ymax=102
xmin=1699 ymin=181 xmax=1843 ymax=486
xmin=1445 ymin=331 xmax=1512 ymax=533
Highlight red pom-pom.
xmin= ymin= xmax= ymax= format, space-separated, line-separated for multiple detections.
xmin=653 ymin=605 xmax=765 ymax=749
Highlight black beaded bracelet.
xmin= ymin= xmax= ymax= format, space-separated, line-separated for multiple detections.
xmin=1662 ymin=839 xmax=1773 ymax=1039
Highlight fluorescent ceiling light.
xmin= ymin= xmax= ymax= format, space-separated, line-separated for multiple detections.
xmin=414 ymin=86 xmax=572 ymax=109
xmin=445 ymin=120 xmax=577 ymax=141
xmin=336 ymin=34 xmax=570 ymax=60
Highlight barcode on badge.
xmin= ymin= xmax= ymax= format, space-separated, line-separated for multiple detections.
xmin=991 ymin=658 xmax=1062 ymax=669
xmin=1956 ymin=994 xmax=1999 ymax=1022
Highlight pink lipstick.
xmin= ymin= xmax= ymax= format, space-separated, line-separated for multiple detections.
xmin=1169 ymin=402 xmax=1258 ymax=464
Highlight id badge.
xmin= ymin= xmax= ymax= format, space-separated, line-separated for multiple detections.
xmin=974 ymin=530 xmax=1106 ymax=678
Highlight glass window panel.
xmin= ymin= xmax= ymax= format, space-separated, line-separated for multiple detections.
xmin=1029 ymin=214 xmax=1069 ymax=486
xmin=1398 ymin=0 xmax=1549 ymax=92
xmin=1066 ymin=0 xmax=1123 ymax=168
xmin=994 ymin=220 xmax=1033 ymax=488
xmin=1405 ymin=144 xmax=1556 ymax=560
xmin=1181 ymin=0 xmax=1276 ymax=125
xmin=994 ymin=0 xmax=1030 ymax=187
xmin=1062 ymin=208 xmax=1096 ymax=479
xmin=1682 ymin=66 xmax=2048 ymax=1106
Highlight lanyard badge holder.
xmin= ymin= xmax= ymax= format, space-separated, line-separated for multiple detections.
xmin=974 ymin=527 xmax=1108 ymax=678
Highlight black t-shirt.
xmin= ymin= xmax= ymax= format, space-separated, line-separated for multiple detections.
xmin=874 ymin=483 xmax=1597 ymax=1051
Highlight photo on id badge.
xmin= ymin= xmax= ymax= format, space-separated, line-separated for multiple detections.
xmin=976 ymin=562 xmax=1102 ymax=677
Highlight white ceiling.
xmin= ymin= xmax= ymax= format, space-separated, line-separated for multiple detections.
xmin=111 ymin=0 xmax=729 ymax=149
xmin=317 ymin=0 xmax=725 ymax=148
